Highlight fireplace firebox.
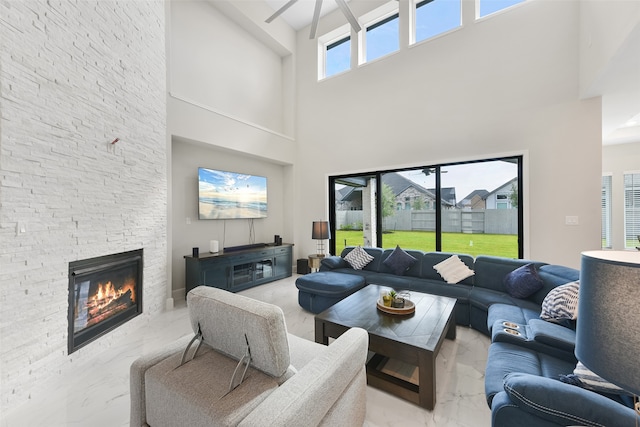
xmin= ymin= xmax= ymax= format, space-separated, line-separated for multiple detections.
xmin=68 ymin=249 xmax=143 ymax=354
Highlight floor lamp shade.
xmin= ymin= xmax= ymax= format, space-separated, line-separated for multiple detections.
xmin=575 ymin=251 xmax=640 ymax=396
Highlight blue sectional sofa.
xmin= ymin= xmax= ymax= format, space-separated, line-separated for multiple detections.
xmin=312 ymin=246 xmax=578 ymax=335
xmin=298 ymin=246 xmax=637 ymax=426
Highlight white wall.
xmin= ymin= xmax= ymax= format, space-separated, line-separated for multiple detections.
xmin=167 ymin=0 xmax=298 ymax=299
xmin=0 ymin=0 xmax=166 ymax=413
xmin=294 ymin=0 xmax=602 ymax=267
xmin=602 ymin=141 xmax=640 ymax=250
xmin=170 ymin=138 xmax=288 ymax=299
xmin=170 ymin=0 xmax=285 ymax=133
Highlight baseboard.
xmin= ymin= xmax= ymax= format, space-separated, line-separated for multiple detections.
xmin=172 ymin=288 xmax=185 ymax=304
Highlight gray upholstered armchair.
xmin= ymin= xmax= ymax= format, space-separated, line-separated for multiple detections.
xmin=130 ymin=286 xmax=369 ymax=427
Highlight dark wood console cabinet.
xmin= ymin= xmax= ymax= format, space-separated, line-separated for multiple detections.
xmin=184 ymin=244 xmax=293 ymax=295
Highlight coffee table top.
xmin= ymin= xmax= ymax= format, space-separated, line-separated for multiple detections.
xmin=315 ymin=284 xmax=456 ymax=353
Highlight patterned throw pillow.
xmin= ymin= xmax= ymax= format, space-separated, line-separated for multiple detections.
xmin=504 ymin=263 xmax=544 ymax=299
xmin=573 ymin=361 xmax=632 ymax=396
xmin=433 ymin=255 xmax=475 ymax=284
xmin=540 ymin=281 xmax=579 ymax=323
xmin=343 ymin=246 xmax=374 ymax=270
xmin=383 ymin=245 xmax=417 ymax=275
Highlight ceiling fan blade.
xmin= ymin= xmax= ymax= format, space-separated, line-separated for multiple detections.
xmin=265 ymin=0 xmax=299 ymax=23
xmin=309 ymin=0 xmax=323 ymax=39
xmin=335 ymin=0 xmax=361 ymax=33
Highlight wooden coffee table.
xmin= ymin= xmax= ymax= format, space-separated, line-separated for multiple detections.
xmin=314 ymin=284 xmax=456 ymax=410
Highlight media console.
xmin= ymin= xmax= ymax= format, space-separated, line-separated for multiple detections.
xmin=184 ymin=243 xmax=293 ymax=295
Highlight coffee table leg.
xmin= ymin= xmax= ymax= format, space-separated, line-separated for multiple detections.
xmin=418 ymin=350 xmax=436 ymax=410
xmin=314 ymin=318 xmax=329 ymax=345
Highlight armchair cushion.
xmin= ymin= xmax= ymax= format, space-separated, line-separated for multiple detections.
xmin=503 ymin=372 xmax=638 ymax=427
xmin=187 ymin=286 xmax=292 ymax=380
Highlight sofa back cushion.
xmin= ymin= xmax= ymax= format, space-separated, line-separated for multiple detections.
xmin=474 ymin=256 xmax=546 ymax=293
xmin=340 ymin=247 xmax=385 ymax=272
xmin=421 ymin=252 xmax=475 ymax=284
xmin=533 ymin=264 xmax=580 ymax=305
xmin=187 ymin=286 xmax=291 ymax=379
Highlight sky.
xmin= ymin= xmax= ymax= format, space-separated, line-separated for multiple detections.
xmin=398 ymin=160 xmax=518 ymax=202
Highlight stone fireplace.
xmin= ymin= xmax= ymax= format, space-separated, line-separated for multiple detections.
xmin=68 ymin=249 xmax=143 ymax=354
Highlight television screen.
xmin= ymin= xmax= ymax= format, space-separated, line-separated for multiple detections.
xmin=198 ymin=167 xmax=268 ymax=220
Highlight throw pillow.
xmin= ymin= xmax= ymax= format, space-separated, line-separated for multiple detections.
xmin=540 ymin=281 xmax=580 ymax=324
xmin=343 ymin=246 xmax=374 ymax=270
xmin=433 ymin=255 xmax=475 ymax=284
xmin=383 ymin=245 xmax=417 ymax=276
xmin=503 ymin=263 xmax=543 ymax=299
xmin=572 ymin=361 xmax=633 ymax=396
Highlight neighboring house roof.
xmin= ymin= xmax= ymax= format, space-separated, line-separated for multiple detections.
xmin=336 ymin=172 xmax=455 ymax=207
xmin=426 ymin=187 xmax=456 ymax=207
xmin=484 ymin=177 xmax=517 ymax=198
xmin=458 ymin=189 xmax=489 ymax=208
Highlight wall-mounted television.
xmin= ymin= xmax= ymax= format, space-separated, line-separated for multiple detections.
xmin=198 ymin=167 xmax=268 ymax=220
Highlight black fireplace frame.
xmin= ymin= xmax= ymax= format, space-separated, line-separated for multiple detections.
xmin=67 ymin=249 xmax=143 ymax=354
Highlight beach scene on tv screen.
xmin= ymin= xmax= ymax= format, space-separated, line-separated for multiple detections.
xmin=199 ymin=168 xmax=267 ymax=219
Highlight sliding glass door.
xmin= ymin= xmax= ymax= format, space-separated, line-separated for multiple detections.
xmin=329 ymin=156 xmax=523 ymax=259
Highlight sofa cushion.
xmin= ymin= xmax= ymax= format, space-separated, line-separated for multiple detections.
xmin=486 ymin=302 xmax=541 ymax=333
xmin=145 ymin=347 xmax=279 ymax=427
xmin=484 ymin=342 xmax=575 ymax=406
xmin=320 ymin=255 xmax=348 ymax=270
xmin=503 ymin=263 xmax=544 ymax=299
xmin=382 ymin=245 xmax=417 ymax=275
xmin=503 ymin=372 xmax=637 ymax=427
xmin=433 ymin=254 xmax=475 ymax=284
xmin=534 ymin=264 xmax=580 ymax=305
xmin=474 ymin=256 xmax=545 ymax=293
xmin=187 ymin=286 xmax=292 ymax=379
xmin=540 ymin=280 xmax=579 ymax=326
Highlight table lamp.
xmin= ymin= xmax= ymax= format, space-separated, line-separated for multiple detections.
xmin=312 ymin=221 xmax=330 ymax=257
xmin=575 ymin=251 xmax=640 ymax=414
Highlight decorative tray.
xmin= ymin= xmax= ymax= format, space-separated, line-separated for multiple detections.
xmin=376 ymin=298 xmax=415 ymax=315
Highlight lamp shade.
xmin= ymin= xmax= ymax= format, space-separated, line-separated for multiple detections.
xmin=312 ymin=221 xmax=330 ymax=240
xmin=575 ymin=251 xmax=640 ymax=395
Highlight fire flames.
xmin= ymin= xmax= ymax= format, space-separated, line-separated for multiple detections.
xmin=92 ymin=279 xmax=136 ymax=306
xmin=83 ymin=278 xmax=136 ymax=327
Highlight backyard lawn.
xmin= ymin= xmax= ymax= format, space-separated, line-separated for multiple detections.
xmin=334 ymin=230 xmax=518 ymax=258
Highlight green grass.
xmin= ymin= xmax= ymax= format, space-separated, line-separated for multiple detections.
xmin=334 ymin=230 xmax=518 ymax=258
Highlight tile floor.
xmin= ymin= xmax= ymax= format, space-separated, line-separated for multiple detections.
xmin=2 ymin=277 xmax=492 ymax=427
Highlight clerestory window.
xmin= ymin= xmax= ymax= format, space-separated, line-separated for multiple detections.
xmin=414 ymin=0 xmax=461 ymax=44
xmin=478 ymin=0 xmax=526 ymax=19
xmin=324 ymin=35 xmax=351 ymax=79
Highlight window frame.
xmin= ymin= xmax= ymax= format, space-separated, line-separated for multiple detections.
xmin=601 ymin=174 xmax=612 ymax=249
xmin=358 ymin=2 xmax=400 ymax=65
xmin=329 ymin=156 xmax=524 ymax=258
xmin=476 ymin=0 xmax=527 ymax=20
xmin=623 ymin=171 xmax=640 ymax=250
xmin=319 ymin=25 xmax=352 ymax=80
xmin=412 ymin=0 xmax=462 ymax=45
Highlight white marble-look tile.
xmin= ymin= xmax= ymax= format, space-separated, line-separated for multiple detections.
xmin=2 ymin=277 xmax=492 ymax=427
